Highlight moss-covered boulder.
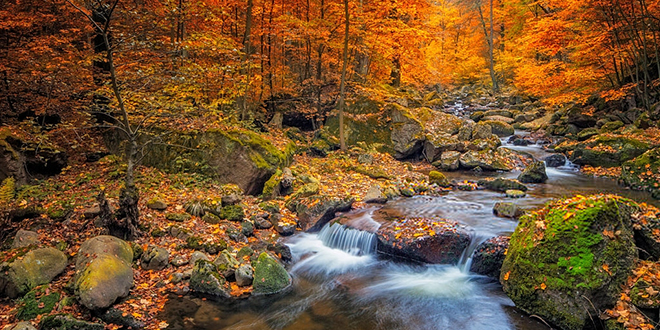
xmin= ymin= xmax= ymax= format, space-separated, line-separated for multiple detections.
xmin=517 ymin=161 xmax=548 ymax=184
xmin=165 ymin=212 xmax=191 ymax=222
xmin=562 ymin=136 xmax=650 ymax=168
xmin=428 ymin=171 xmax=449 ymax=187
xmin=253 ymin=253 xmax=291 ymax=295
xmin=434 ymin=150 xmax=461 ymax=171
xmin=16 ymin=285 xmax=60 ymax=320
xmin=213 ymin=250 xmax=239 ymax=278
xmin=506 ymin=189 xmax=526 ymax=198
xmin=481 ymin=120 xmax=514 ymax=137
xmin=423 ymin=134 xmax=466 ymax=162
xmin=376 ymin=217 xmax=471 ymax=264
xmin=478 ymin=178 xmax=528 ymax=192
xmin=501 ymin=195 xmax=638 ymax=330
xmin=190 ymin=259 xmax=230 ymax=298
xmin=600 ymin=120 xmax=625 ymax=133
xmin=620 ymin=148 xmax=660 ymax=199
xmin=460 ymin=150 xmax=513 ymax=171
xmin=104 ymin=128 xmax=294 ymax=195
xmin=38 ymin=314 xmax=105 ymax=330
xmin=219 ymin=205 xmax=245 ymax=221
xmin=286 ymin=195 xmax=355 ymax=231
xmin=74 ymin=236 xmax=133 ymax=310
xmin=0 ymin=247 xmax=67 ymax=298
xmin=493 ymin=202 xmax=524 ymax=219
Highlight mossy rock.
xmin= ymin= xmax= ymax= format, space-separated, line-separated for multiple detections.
xmin=253 ymin=252 xmax=291 ymax=295
xmin=349 ymin=165 xmax=391 ymax=180
xmin=630 ymin=279 xmax=660 ymax=309
xmin=428 ymin=171 xmax=449 ymax=187
xmin=259 ymin=202 xmax=280 ymax=214
xmin=577 ymin=128 xmax=599 ymax=141
xmin=569 ymin=136 xmax=650 ymax=168
xmin=16 ymin=285 xmax=60 ymax=320
xmin=517 ymin=161 xmax=548 ymax=184
xmin=262 ymin=169 xmax=283 ymax=199
xmin=166 ymin=213 xmax=191 ymax=222
xmin=219 ymin=205 xmax=245 ymax=221
xmin=478 ymin=178 xmax=528 ymax=192
xmin=189 ymin=259 xmax=230 ymax=298
xmin=74 ymin=253 xmax=133 ymax=310
xmin=481 ymin=120 xmax=514 ymax=137
xmin=201 ymin=213 xmax=221 ymax=224
xmin=501 ymin=195 xmax=638 ymax=330
xmin=505 ymin=189 xmax=526 ymax=198
xmin=39 ymin=314 xmax=104 ymax=330
xmin=1 ymin=247 xmax=67 ymax=298
xmin=237 ymin=246 xmax=254 ymax=260
xmin=620 ymin=148 xmax=660 ymax=199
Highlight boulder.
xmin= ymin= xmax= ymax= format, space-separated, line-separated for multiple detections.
xmin=620 ymin=148 xmax=660 ymax=199
xmin=140 ymin=246 xmax=169 ymax=270
xmin=0 ymin=247 xmax=67 ymax=298
xmin=481 ymin=120 xmax=514 ymax=137
xmin=505 ymin=189 xmax=526 ymax=198
xmin=74 ymin=236 xmax=133 ymax=310
xmin=457 ymin=121 xmax=475 ymax=141
xmin=376 ymin=217 xmax=471 ymax=264
xmin=423 ymin=135 xmax=465 ymax=162
xmin=493 ymin=202 xmax=524 ymax=219
xmin=213 ymin=250 xmax=239 ymax=279
xmin=287 ymin=195 xmax=355 ymax=231
xmin=190 ymin=251 xmax=209 ymax=265
xmin=517 ymin=161 xmax=548 ymax=184
xmin=436 ymin=151 xmax=461 ymax=171
xmin=470 ymin=236 xmax=509 ymax=278
xmin=241 ymin=221 xmax=254 ymax=236
xmin=459 ymin=150 xmax=513 ymax=171
xmin=501 ymin=195 xmax=638 ymax=330
xmin=235 ymin=264 xmax=254 ymax=287
xmin=566 ymin=106 xmax=597 ymax=128
xmin=543 ymin=154 xmax=566 ymax=168
xmin=478 ymin=178 xmax=528 ymax=192
xmin=11 ymin=230 xmax=40 ymax=249
xmin=472 ymin=123 xmax=493 ymax=140
xmin=39 ymin=314 xmax=104 ymax=330
xmin=146 ymin=199 xmax=168 ymax=211
xmin=483 ymin=115 xmax=514 ymax=124
xmin=3 ymin=322 xmax=36 ymax=330
xmin=253 ymin=253 xmax=292 ymax=295
xmin=577 ymin=128 xmax=599 ymax=141
xmin=364 ymin=185 xmax=387 ymax=204
xmin=253 ymin=215 xmax=273 ymax=229
xmin=562 ymin=136 xmax=649 ymax=168
xmin=189 ymin=260 xmax=230 ymax=298
xmin=428 ymin=171 xmax=449 ymax=187
xmin=275 ymin=222 xmax=296 ymax=236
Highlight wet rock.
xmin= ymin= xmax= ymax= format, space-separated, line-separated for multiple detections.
xmin=481 ymin=120 xmax=514 ymax=137
xmin=275 ymin=222 xmax=296 ymax=236
xmin=459 ymin=150 xmax=513 ymax=171
xmin=543 ymin=154 xmax=567 ymax=168
xmin=428 ymin=171 xmax=449 ymax=187
xmin=423 ymin=135 xmax=465 ymax=162
xmin=0 ymin=247 xmax=67 ymax=298
xmin=39 ymin=314 xmax=104 ymax=330
xmin=268 ymin=243 xmax=293 ymax=263
xmin=517 ymin=161 xmax=548 ymax=184
xmin=11 ymin=230 xmax=40 ymax=249
xmin=364 ymin=185 xmax=387 ymax=204
xmin=190 ymin=251 xmax=209 ymax=265
xmin=189 ymin=260 xmax=230 ymax=298
xmin=470 ymin=236 xmax=509 ymax=278
xmin=376 ymin=217 xmax=471 ymax=264
xmin=493 ymin=202 xmax=524 ymax=219
xmin=478 ymin=178 xmax=528 ymax=192
xmin=435 ymin=151 xmax=461 ymax=171
xmin=505 ymin=189 xmax=526 ymax=198
xmin=457 ymin=121 xmax=475 ymax=141
xmin=501 ymin=195 xmax=638 ymax=330
xmin=621 ymin=148 xmax=660 ymax=199
xmin=401 ymin=187 xmax=415 ymax=197
xmin=287 ymin=195 xmax=355 ymax=232
xmin=146 ymin=199 xmax=168 ymax=211
xmin=562 ymin=136 xmax=649 ymax=168
xmin=74 ymin=236 xmax=133 ymax=310
xmin=98 ymin=307 xmax=145 ymax=329
xmin=141 ymin=246 xmax=169 ymax=270
xmin=253 ymin=253 xmax=292 ymax=295
xmin=235 ymin=264 xmax=254 ymax=287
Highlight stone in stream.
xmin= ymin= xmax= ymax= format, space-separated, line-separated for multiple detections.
xmin=501 ymin=195 xmax=638 ymax=330
xmin=492 ymin=202 xmax=524 ymax=219
xmin=517 ymin=161 xmax=548 ymax=183
xmin=364 ymin=185 xmax=387 ymax=204
xmin=0 ymin=247 xmax=67 ymax=298
xmin=543 ymin=154 xmax=567 ymax=168
xmin=478 ymin=178 xmax=528 ymax=192
xmin=376 ymin=217 xmax=471 ymax=264
xmin=252 ymin=252 xmax=292 ymax=295
xmin=287 ymin=195 xmax=355 ymax=231
xmin=505 ymin=189 xmax=526 ymax=198
xmin=470 ymin=236 xmax=509 ymax=278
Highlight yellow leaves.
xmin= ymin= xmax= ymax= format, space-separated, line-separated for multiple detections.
xmin=503 ymin=271 xmax=510 ymax=281
xmin=603 ymin=264 xmax=612 ymax=276
xmin=540 ymin=283 xmax=547 ymax=290
xmin=563 ymin=212 xmax=574 ymax=221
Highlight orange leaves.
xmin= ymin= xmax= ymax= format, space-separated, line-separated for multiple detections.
xmin=503 ymin=271 xmax=510 ymax=281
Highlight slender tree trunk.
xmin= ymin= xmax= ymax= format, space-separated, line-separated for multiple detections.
xmin=240 ymin=0 xmax=254 ymax=121
xmin=338 ymin=0 xmax=349 ymax=151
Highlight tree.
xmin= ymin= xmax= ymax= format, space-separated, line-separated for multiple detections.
xmin=338 ymin=0 xmax=350 ymax=151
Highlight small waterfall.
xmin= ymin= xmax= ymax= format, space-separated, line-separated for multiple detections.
xmin=318 ymin=223 xmax=377 ymax=256
xmin=458 ymin=232 xmax=491 ymax=273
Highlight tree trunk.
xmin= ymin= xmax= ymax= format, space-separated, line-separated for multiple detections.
xmin=338 ymin=0 xmax=350 ymax=151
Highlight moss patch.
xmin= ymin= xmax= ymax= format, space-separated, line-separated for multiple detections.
xmin=253 ymin=252 xmax=291 ymax=295
xmin=16 ymin=285 xmax=60 ymax=320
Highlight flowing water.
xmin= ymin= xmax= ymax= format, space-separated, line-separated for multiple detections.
xmin=161 ymin=134 xmax=659 ymax=330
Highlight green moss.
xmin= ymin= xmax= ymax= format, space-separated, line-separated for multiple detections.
xmin=75 ymin=254 xmax=131 ymax=295
xmin=621 ymin=148 xmax=660 ymax=199
xmin=253 ymin=252 xmax=291 ymax=295
xmin=428 ymin=171 xmax=449 ymax=187
xmin=259 ymin=202 xmax=280 ymax=214
xmin=39 ymin=314 xmax=104 ymax=330
xmin=262 ymin=169 xmax=283 ymax=197
xmin=166 ymin=213 xmax=191 ymax=222
xmin=16 ymin=285 xmax=60 ymax=320
xmin=349 ymin=165 xmax=391 ymax=180
xmin=219 ymin=205 xmax=244 ymax=221
xmin=237 ymin=246 xmax=254 ymax=259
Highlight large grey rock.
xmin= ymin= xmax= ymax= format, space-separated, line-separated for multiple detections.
xmin=543 ymin=154 xmax=567 ymax=168
xmin=11 ymin=230 xmax=40 ymax=248
xmin=0 ymin=247 xmax=67 ymax=298
xmin=235 ymin=264 xmax=254 ymax=287
xmin=459 ymin=150 xmax=512 ymax=171
xmin=141 ymin=246 xmax=169 ymax=270
xmin=390 ymin=107 xmax=425 ymax=159
xmin=364 ymin=185 xmax=387 ymax=204
xmin=437 ymin=151 xmax=461 ymax=171
xmin=493 ymin=202 xmax=524 ymax=219
xmin=213 ymin=250 xmax=239 ymax=278
xmin=517 ymin=161 xmax=548 ymax=183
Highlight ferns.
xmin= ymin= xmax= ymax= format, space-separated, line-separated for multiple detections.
xmin=0 ymin=177 xmax=16 ymax=206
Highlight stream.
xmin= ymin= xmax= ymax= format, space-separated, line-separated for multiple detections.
xmin=161 ymin=134 xmax=659 ymax=330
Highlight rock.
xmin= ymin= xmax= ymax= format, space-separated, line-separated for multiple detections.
xmin=478 ymin=178 xmax=528 ymax=192
xmin=577 ymin=128 xmax=599 ymax=141
xmin=235 ymin=264 xmax=254 ymax=287
xmin=74 ymin=236 xmax=133 ymax=310
xmin=287 ymin=195 xmax=355 ymax=231
xmin=390 ymin=109 xmax=426 ymax=159
xmin=563 ymin=136 xmax=649 ymax=168
xmin=376 ymin=217 xmax=471 ymax=264
xmin=166 ymin=213 xmax=191 ymax=222
xmin=15 ymin=285 xmax=60 ymax=321
xmin=481 ymin=120 xmax=514 ymax=137
xmin=435 ymin=151 xmax=461 ymax=171
xmin=630 ymin=279 xmax=660 ymax=309
xmin=190 ymin=251 xmax=209 ymax=265
xmin=190 ymin=260 xmax=230 ymax=298
xmin=505 ymin=189 xmax=526 ymax=198
xmin=517 ymin=161 xmax=548 ymax=183
xmin=146 ymin=199 xmax=168 ymax=211
xmin=600 ymin=120 xmax=625 ymax=133
xmin=253 ymin=253 xmax=292 ymax=295
xmin=254 ymin=215 xmax=273 ymax=229
xmin=483 ymin=109 xmax=513 ymax=118
xmin=357 ymin=153 xmax=374 ymax=165
xmin=364 ymin=185 xmax=387 ymax=204
xmin=400 ymin=188 xmax=414 ymax=197
xmin=493 ymin=202 xmax=524 ymax=219
xmin=621 ymin=148 xmax=660 ymax=199
xmin=237 ymin=247 xmax=254 ymax=259
xmin=241 ymin=221 xmax=254 ymax=236
xmin=213 ymin=250 xmax=239 ymax=279
xmin=457 ymin=121 xmax=475 ymax=141
xmin=219 ymin=205 xmax=244 ymax=221
xmin=11 ymin=230 xmax=40 ymax=249
xmin=483 ymin=115 xmax=514 ymax=124
xmin=0 ymin=247 xmax=67 ymax=298
xmin=470 ymin=236 xmax=509 ymax=279
xmin=428 ymin=171 xmax=449 ymax=187
xmin=83 ymin=206 xmax=101 ymax=219
xmin=275 ymin=222 xmax=296 ymax=236
xmin=98 ymin=307 xmax=146 ymax=329
xmin=169 ymin=226 xmax=191 ymax=240
xmin=501 ymin=195 xmax=638 ymax=330
xmin=566 ymin=106 xmax=597 ymax=128
xmin=459 ymin=150 xmax=513 ymax=171
xmin=543 ymin=154 xmax=567 ymax=168
xmin=9 ymin=207 xmax=44 ymax=222
xmin=268 ymin=243 xmax=293 ymax=263
xmin=170 ymin=273 xmax=185 ymax=284
xmin=3 ymin=322 xmax=37 ymax=330
xmin=201 ymin=213 xmax=221 ymax=224
xmin=472 ymin=122 xmax=492 ymax=140
xmin=141 ymin=246 xmax=169 ymax=270
xmin=170 ymin=255 xmax=188 ymax=267
xmin=423 ymin=135 xmax=465 ymax=162
xmin=221 ymin=194 xmax=242 ymax=206
xmin=39 ymin=314 xmax=104 ymax=330
xmin=227 ymin=228 xmax=247 ymax=243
